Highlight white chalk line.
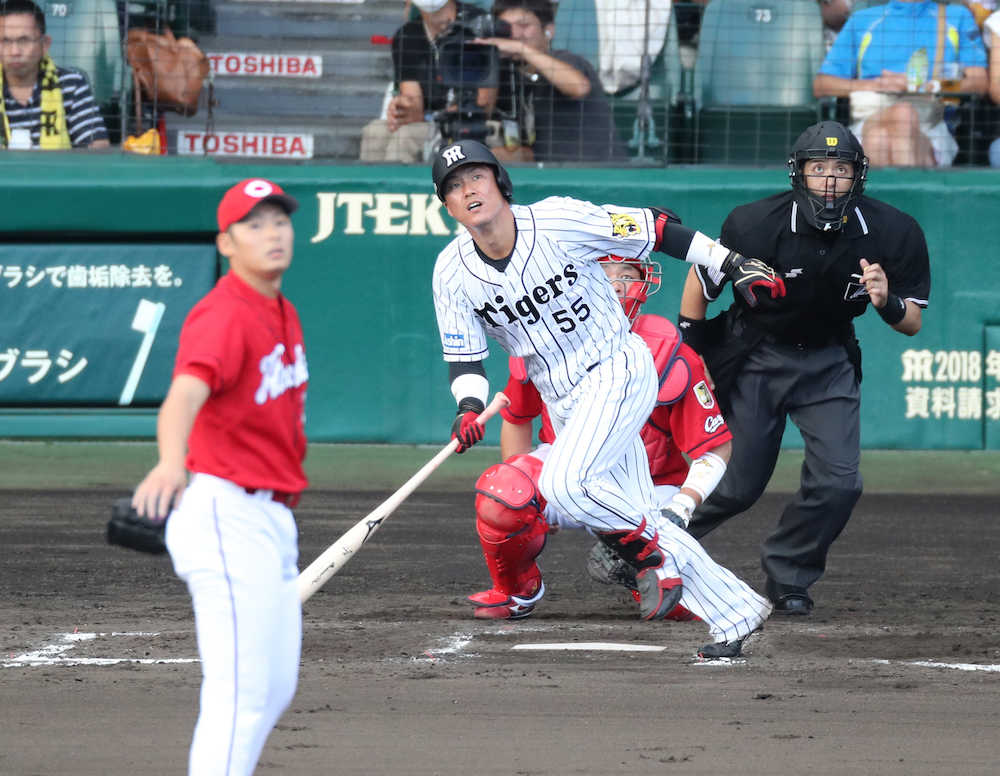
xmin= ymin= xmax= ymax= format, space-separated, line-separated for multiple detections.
xmin=871 ymin=658 xmax=1000 ymax=673
xmin=2 ymin=631 xmax=199 ymax=669
xmin=419 ymin=628 xmax=1000 ymax=673
xmin=416 ymin=622 xmax=565 ymax=662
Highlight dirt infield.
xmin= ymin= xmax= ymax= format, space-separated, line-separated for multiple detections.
xmin=2 ymin=479 xmax=999 ymax=775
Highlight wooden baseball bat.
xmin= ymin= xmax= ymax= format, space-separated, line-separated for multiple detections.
xmin=298 ymin=392 xmax=510 ymax=603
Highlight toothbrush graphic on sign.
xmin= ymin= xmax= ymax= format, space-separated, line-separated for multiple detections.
xmin=119 ymin=299 xmax=166 ymax=406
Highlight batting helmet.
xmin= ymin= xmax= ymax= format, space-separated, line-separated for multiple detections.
xmin=432 ymin=140 xmax=514 ymax=202
xmin=598 ymin=255 xmax=662 ymax=323
xmin=788 ymin=121 xmax=868 ymax=232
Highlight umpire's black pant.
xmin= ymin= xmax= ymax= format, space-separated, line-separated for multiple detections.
xmin=688 ymin=337 xmax=863 ymax=596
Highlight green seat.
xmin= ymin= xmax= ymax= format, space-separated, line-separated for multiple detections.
xmin=44 ymin=0 xmax=124 ymax=109
xmin=693 ymin=0 xmax=825 ymax=164
xmin=555 ymin=0 xmax=687 ymax=162
xmin=551 ymin=0 xmax=600 ymax=73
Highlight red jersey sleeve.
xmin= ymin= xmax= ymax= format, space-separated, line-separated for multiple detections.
xmin=500 ymin=373 xmax=544 ymax=425
xmin=174 ymin=300 xmax=246 ymax=392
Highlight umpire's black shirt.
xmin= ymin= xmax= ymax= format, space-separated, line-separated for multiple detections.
xmin=720 ymin=191 xmax=931 ymax=344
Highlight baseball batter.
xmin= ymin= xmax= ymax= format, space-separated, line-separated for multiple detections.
xmin=430 ymin=140 xmax=785 ymax=629
xmin=132 ymin=179 xmax=308 ymax=776
xmin=468 ymin=255 xmax=771 ymax=657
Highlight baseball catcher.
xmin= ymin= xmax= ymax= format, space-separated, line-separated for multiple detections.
xmin=466 ymin=254 xmax=772 ymax=659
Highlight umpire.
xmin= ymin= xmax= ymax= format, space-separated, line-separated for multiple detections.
xmin=678 ymin=120 xmax=930 ymax=615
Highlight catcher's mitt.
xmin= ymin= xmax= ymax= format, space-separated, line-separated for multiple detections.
xmin=586 ymin=542 xmax=638 ymax=592
xmin=106 ymin=497 xmax=167 ymax=555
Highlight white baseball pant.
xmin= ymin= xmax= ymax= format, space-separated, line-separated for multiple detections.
xmin=166 ymin=473 xmax=301 ymax=776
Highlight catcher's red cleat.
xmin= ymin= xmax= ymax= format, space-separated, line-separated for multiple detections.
xmin=636 ymin=566 xmax=683 ymax=620
xmin=665 ymin=603 xmax=700 ymax=621
xmin=629 ymin=589 xmax=698 ymax=620
xmin=468 ymin=583 xmax=545 ymax=620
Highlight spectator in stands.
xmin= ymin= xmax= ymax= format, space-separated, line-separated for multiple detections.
xmin=478 ymin=0 xmax=627 ymax=163
xmin=0 ymin=0 xmax=109 ymax=149
xmin=983 ymin=9 xmax=1000 ymax=166
xmin=960 ymin=0 xmax=996 ymax=29
xmin=813 ymin=0 xmax=987 ymax=168
xmin=359 ymin=0 xmax=496 ymax=163
xmin=818 ymin=0 xmax=853 ymax=50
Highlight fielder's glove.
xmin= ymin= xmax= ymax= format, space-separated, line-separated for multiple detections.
xmin=106 ymin=497 xmax=167 ymax=555
xmin=586 ymin=541 xmax=638 ymax=592
xmin=719 ymin=251 xmax=786 ymax=308
xmin=450 ymin=397 xmax=486 ymax=454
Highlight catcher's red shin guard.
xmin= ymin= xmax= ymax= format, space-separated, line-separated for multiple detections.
xmin=468 ymin=455 xmax=549 ymax=619
xmin=596 ymin=519 xmax=682 ymax=621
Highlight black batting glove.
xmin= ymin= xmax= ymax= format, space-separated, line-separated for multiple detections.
xmin=450 ymin=397 xmax=486 ymax=454
xmin=719 ymin=251 xmax=786 ymax=308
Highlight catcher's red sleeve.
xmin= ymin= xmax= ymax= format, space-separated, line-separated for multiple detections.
xmin=499 ymin=372 xmax=555 ymax=444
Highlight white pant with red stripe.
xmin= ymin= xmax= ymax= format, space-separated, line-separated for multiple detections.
xmin=534 ymin=444 xmax=771 ymax=644
xmin=166 ymin=473 xmax=301 ymax=776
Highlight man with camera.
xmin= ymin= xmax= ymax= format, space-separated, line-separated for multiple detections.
xmin=359 ymin=0 xmax=497 ymax=163
xmin=476 ymin=0 xmax=626 ymax=163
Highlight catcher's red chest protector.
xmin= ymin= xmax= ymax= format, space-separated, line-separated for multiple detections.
xmin=632 ymin=314 xmax=694 ymax=478
xmin=633 ymin=314 xmax=691 ymax=406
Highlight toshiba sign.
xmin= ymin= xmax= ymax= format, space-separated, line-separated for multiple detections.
xmin=207 ymin=53 xmax=322 ymax=78
xmin=178 ymin=132 xmax=315 ymax=159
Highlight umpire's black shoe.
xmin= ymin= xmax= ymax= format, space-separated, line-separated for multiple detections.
xmin=773 ymin=593 xmax=813 ymax=615
xmin=698 ymin=627 xmax=762 ymax=659
xmin=765 ymin=579 xmax=814 ymax=616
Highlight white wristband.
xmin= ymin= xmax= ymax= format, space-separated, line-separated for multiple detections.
xmin=685 ymin=232 xmax=731 ymax=274
xmin=680 ymin=450 xmax=727 ymax=502
xmin=450 ymin=373 xmax=489 ymax=407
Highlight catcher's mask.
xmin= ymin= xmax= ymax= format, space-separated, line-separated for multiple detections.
xmin=598 ymin=255 xmax=662 ymax=323
xmin=432 ymin=139 xmax=514 ymax=202
xmin=788 ymin=121 xmax=868 ymax=232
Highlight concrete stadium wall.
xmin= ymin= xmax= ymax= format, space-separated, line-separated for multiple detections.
xmin=1 ymin=155 xmax=998 ymax=448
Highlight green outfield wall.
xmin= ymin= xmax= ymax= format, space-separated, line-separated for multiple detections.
xmin=1 ymin=155 xmax=998 ymax=449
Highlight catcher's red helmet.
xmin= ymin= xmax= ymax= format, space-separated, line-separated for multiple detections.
xmin=598 ymin=255 xmax=662 ymax=323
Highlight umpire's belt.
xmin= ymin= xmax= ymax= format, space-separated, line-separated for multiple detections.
xmin=760 ymin=331 xmax=843 ymax=350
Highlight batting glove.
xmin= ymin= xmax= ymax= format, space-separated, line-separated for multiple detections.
xmin=719 ymin=251 xmax=786 ymax=308
xmin=451 ymin=397 xmax=486 ymax=454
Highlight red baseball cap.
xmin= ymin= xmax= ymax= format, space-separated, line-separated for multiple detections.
xmin=217 ymin=178 xmax=299 ymax=232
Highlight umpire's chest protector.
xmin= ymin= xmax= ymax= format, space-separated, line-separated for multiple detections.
xmin=731 ymin=195 xmax=892 ymax=323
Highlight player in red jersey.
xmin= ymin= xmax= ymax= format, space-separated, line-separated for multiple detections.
xmin=132 ymin=178 xmax=308 ymax=775
xmin=469 ymin=255 xmax=772 ymax=658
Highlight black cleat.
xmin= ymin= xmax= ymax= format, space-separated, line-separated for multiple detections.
xmin=765 ymin=579 xmax=814 ymax=616
xmin=698 ymin=628 xmax=762 ymax=659
xmin=772 ymin=593 xmax=813 ymax=615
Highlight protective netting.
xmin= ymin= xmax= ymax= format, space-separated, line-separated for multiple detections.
xmin=2 ymin=0 xmax=997 ymax=164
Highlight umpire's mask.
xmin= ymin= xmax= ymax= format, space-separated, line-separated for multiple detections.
xmin=788 ymin=121 xmax=868 ymax=233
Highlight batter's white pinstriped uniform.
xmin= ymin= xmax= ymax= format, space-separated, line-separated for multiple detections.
xmin=434 ymin=197 xmax=665 ymax=544
xmin=536 ymin=441 xmax=770 ymax=643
